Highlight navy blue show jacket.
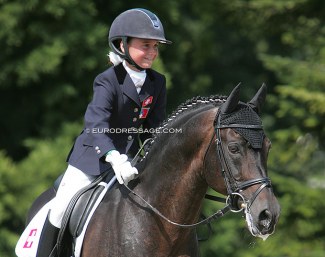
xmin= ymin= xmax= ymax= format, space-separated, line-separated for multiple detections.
xmin=67 ymin=63 xmax=167 ymax=175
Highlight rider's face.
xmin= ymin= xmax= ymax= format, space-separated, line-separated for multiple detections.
xmin=121 ymin=38 xmax=159 ymax=71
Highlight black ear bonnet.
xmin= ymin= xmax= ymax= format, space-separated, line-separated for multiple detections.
xmin=219 ymin=103 xmax=265 ymax=148
xmin=216 ymin=84 xmax=267 ymax=149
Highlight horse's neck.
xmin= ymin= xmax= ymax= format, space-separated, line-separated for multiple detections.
xmin=137 ymin=107 xmax=218 ymax=223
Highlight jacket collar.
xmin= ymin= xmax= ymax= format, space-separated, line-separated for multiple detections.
xmin=114 ymin=63 xmax=155 ymax=107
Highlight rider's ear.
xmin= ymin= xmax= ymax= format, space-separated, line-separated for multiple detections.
xmin=248 ymin=83 xmax=267 ymax=114
xmin=221 ymin=83 xmax=241 ymax=114
xmin=120 ymin=40 xmax=125 ymax=53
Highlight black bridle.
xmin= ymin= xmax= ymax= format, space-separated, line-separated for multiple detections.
xmin=214 ymin=110 xmax=272 ymax=212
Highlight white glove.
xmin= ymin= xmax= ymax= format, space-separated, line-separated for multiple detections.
xmin=105 ymin=150 xmax=138 ymax=185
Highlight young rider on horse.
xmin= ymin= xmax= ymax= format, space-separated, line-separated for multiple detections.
xmin=36 ymin=8 xmax=171 ymax=256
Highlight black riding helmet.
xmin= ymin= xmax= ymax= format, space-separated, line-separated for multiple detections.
xmin=108 ymin=8 xmax=172 ymax=70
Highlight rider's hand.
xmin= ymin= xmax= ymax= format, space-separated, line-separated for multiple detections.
xmin=105 ymin=150 xmax=138 ymax=185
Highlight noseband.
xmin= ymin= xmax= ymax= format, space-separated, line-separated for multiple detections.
xmin=214 ymin=110 xmax=272 ymax=212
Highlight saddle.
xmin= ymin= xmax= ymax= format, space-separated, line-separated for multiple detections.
xmin=55 ymin=170 xmax=115 ymax=256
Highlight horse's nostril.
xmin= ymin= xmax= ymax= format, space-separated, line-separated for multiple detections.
xmin=259 ymin=209 xmax=272 ymax=229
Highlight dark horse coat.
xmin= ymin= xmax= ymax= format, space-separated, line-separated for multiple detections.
xmin=67 ymin=63 xmax=167 ymax=175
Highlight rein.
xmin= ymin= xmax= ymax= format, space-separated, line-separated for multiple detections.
xmin=123 ymin=183 xmax=230 ymax=228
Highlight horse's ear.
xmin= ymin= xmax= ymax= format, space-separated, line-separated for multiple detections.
xmin=248 ymin=83 xmax=267 ymax=114
xmin=221 ymin=83 xmax=241 ymax=114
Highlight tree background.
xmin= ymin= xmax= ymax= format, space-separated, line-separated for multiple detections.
xmin=1 ymin=0 xmax=324 ymax=256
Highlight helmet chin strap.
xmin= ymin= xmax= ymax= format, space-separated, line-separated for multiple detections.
xmin=121 ymin=38 xmax=145 ymax=71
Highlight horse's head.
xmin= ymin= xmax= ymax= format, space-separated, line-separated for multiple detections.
xmin=204 ymin=84 xmax=280 ymax=240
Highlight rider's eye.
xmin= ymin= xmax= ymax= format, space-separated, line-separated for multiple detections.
xmin=228 ymin=143 xmax=240 ymax=154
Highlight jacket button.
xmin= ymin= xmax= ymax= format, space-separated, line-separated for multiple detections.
xmin=132 ymin=117 xmax=137 ymax=122
xmin=95 ymin=146 xmax=99 ymax=150
xmin=127 ymin=135 xmax=133 ymax=141
xmin=134 ymin=108 xmax=139 ymax=112
xmin=96 ymin=150 xmax=101 ymax=154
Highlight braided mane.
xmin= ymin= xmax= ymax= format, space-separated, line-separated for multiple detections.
xmin=139 ymin=95 xmax=228 ymax=162
xmin=162 ymin=95 xmax=227 ymax=128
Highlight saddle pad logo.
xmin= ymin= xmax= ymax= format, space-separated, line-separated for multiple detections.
xmin=139 ymin=108 xmax=150 ymax=119
xmin=142 ymin=96 xmax=153 ymax=107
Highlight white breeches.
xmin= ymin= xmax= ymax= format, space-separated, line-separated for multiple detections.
xmin=49 ymin=165 xmax=97 ymax=228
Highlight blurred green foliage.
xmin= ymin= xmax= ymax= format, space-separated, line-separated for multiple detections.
xmin=1 ymin=0 xmax=324 ymax=256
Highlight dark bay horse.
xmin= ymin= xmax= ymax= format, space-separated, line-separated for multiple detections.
xmin=81 ymin=84 xmax=280 ymax=257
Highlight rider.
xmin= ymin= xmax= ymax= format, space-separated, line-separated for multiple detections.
xmin=36 ymin=8 xmax=171 ymax=256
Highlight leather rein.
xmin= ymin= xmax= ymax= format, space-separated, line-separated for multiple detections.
xmin=123 ymin=109 xmax=272 ymax=228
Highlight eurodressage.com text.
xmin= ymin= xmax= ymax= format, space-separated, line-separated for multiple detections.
xmin=86 ymin=127 xmax=183 ymax=134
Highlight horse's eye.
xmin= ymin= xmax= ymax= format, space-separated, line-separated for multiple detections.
xmin=228 ymin=143 xmax=240 ymax=154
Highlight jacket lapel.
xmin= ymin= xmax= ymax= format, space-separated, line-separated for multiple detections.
xmin=121 ymin=75 xmax=141 ymax=107
xmin=115 ymin=64 xmax=141 ymax=107
xmin=114 ymin=64 xmax=156 ymax=107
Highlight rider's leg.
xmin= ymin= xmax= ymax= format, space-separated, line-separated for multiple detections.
xmin=36 ymin=165 xmax=96 ymax=257
xmin=35 ymin=214 xmax=59 ymax=257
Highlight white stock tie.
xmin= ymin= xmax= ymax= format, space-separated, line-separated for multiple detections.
xmin=123 ymin=61 xmax=146 ymax=94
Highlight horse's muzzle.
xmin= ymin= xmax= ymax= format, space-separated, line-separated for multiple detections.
xmin=247 ymin=196 xmax=280 ymax=240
